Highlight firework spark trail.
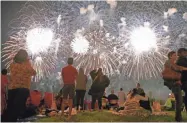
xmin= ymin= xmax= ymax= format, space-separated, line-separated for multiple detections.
xmin=2 ymin=1 xmax=74 ymax=81
xmin=69 ymin=1 xmax=123 ymax=75
xmin=2 ymin=31 xmax=27 ymax=67
xmin=71 ymin=26 xmax=120 ymax=75
xmin=1 ymin=32 xmax=57 ymax=82
xmin=115 ymin=1 xmax=185 ymax=80
xmin=2 ymin=1 xmax=187 ymax=81
xmin=72 ymin=1 xmax=121 ymax=36
xmin=152 ymin=1 xmax=187 ymax=50
xmin=32 ymin=55 xmax=57 ymax=82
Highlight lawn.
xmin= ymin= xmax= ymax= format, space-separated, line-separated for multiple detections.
xmin=36 ymin=111 xmax=187 ymax=122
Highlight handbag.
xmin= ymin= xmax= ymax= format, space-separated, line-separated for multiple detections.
xmin=162 ymin=63 xmax=181 ymax=81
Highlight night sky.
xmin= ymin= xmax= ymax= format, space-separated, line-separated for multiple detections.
xmin=1 ymin=1 xmax=26 ymax=68
xmin=2 ymin=1 xmax=187 ymax=100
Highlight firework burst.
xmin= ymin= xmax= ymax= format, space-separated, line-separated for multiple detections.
xmin=115 ymin=1 xmax=187 ymax=80
xmin=2 ymin=1 xmax=187 ymax=81
xmin=1 ymin=1 xmax=62 ymax=81
xmin=1 ymin=29 xmax=57 ymax=82
xmin=71 ymin=24 xmax=120 ymax=75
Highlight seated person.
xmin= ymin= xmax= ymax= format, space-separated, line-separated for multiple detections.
xmin=152 ymin=101 xmax=161 ymax=112
xmin=116 ymin=90 xmax=133 ymax=112
xmin=38 ymin=99 xmax=48 ymax=115
xmin=37 ymin=98 xmax=61 ymax=117
xmin=37 ymin=99 xmax=54 ymax=115
xmin=107 ymin=90 xmax=119 ymax=109
xmin=139 ymin=93 xmax=152 ymax=112
xmin=113 ymin=88 xmax=151 ymax=116
xmin=164 ymin=93 xmax=175 ymax=111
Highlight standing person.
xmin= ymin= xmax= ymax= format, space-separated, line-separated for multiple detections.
xmin=176 ymin=48 xmax=187 ymax=111
xmin=61 ymin=58 xmax=78 ymax=119
xmin=76 ymin=68 xmax=87 ymax=111
xmin=1 ymin=49 xmax=36 ymax=122
xmin=90 ymin=68 xmax=110 ymax=111
xmin=163 ymin=51 xmax=187 ymax=122
xmin=118 ymin=88 xmax=126 ymax=108
xmin=135 ymin=83 xmax=145 ymax=95
xmin=89 ymin=69 xmax=97 ymax=82
xmin=1 ymin=69 xmax=9 ymax=115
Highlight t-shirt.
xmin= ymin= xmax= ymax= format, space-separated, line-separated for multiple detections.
xmin=61 ymin=65 xmax=78 ymax=84
xmin=9 ymin=61 xmax=36 ymax=89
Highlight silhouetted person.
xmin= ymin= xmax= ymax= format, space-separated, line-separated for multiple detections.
xmin=76 ymin=68 xmax=87 ymax=111
xmin=164 ymin=51 xmax=187 ymax=122
xmin=90 ymin=69 xmax=97 ymax=82
xmin=2 ymin=49 xmax=36 ymax=122
xmin=90 ymin=68 xmax=110 ymax=110
xmin=176 ymin=48 xmax=187 ymax=112
xmin=61 ymin=58 xmax=78 ymax=119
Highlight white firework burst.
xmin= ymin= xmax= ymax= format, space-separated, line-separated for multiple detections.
xmin=2 ymin=1 xmax=187 ymax=82
xmin=72 ymin=25 xmax=120 ymax=75
xmin=71 ymin=28 xmax=90 ymax=54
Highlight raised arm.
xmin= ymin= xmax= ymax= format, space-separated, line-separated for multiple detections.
xmin=164 ymin=60 xmax=187 ymax=71
xmin=171 ymin=62 xmax=187 ymax=71
xmin=26 ymin=60 xmax=36 ymax=76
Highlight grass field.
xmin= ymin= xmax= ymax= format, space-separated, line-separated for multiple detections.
xmin=37 ymin=110 xmax=187 ymax=122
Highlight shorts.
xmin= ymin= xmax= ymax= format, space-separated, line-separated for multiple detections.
xmin=62 ymin=84 xmax=75 ymax=99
